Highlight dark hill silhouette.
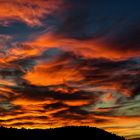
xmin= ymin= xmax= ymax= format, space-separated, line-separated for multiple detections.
xmin=0 ymin=126 xmax=125 ymax=140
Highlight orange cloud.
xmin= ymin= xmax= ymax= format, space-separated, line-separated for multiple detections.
xmin=23 ymin=59 xmax=83 ymax=86
xmin=25 ymin=33 xmax=140 ymax=60
xmin=0 ymin=79 xmax=16 ymax=86
xmin=0 ymin=0 xmax=64 ymax=26
xmin=63 ymin=100 xmax=91 ymax=107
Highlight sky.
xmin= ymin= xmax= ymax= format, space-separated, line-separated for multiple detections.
xmin=0 ymin=0 xmax=140 ymax=139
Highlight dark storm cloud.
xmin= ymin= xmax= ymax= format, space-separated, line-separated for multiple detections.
xmin=54 ymin=0 xmax=140 ymax=58
xmin=55 ymin=0 xmax=110 ymax=40
xmin=104 ymin=23 xmax=140 ymax=52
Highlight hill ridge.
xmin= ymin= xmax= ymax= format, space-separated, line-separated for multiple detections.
xmin=0 ymin=126 xmax=125 ymax=140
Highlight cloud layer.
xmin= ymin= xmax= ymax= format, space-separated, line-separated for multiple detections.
xmin=0 ymin=0 xmax=140 ymax=139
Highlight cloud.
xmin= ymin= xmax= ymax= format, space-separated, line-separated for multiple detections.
xmin=0 ymin=0 xmax=64 ymax=26
xmin=23 ymin=52 xmax=84 ymax=86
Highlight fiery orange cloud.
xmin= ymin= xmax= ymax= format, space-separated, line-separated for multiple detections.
xmin=25 ymin=33 xmax=140 ymax=60
xmin=63 ymin=100 xmax=91 ymax=106
xmin=23 ymin=60 xmax=83 ymax=86
xmin=12 ymin=98 xmax=57 ymax=106
xmin=0 ymin=0 xmax=64 ymax=26
xmin=0 ymin=86 xmax=16 ymax=99
xmin=9 ymin=43 xmax=41 ymax=60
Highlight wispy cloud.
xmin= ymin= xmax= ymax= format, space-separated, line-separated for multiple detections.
xmin=0 ymin=0 xmax=64 ymax=26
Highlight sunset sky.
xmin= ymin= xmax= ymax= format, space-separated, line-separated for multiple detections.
xmin=0 ymin=0 xmax=140 ymax=139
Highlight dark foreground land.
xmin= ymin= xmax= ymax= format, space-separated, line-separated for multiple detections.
xmin=0 ymin=126 xmax=125 ymax=140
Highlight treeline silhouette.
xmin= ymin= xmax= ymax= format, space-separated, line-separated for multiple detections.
xmin=0 ymin=126 xmax=125 ymax=140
